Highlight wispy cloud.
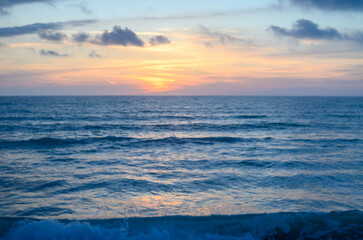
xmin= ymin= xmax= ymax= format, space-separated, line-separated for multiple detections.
xmin=0 ymin=22 xmax=62 ymax=37
xmin=149 ymin=35 xmax=171 ymax=46
xmin=0 ymin=0 xmax=56 ymax=15
xmin=200 ymin=25 xmax=252 ymax=47
xmin=38 ymin=31 xmax=67 ymax=41
xmin=67 ymin=19 xmax=97 ymax=27
xmin=269 ymin=19 xmax=363 ymax=44
xmin=71 ymin=2 xmax=93 ymax=15
xmin=287 ymin=0 xmax=363 ymax=11
xmin=120 ymin=7 xmax=275 ymax=22
xmin=0 ymin=19 xmax=97 ymax=38
xmin=39 ymin=49 xmax=68 ymax=57
xmin=88 ymin=50 xmax=101 ymax=58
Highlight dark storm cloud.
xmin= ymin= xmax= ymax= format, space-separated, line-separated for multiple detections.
xmin=148 ymin=35 xmax=171 ymax=46
xmin=0 ymin=19 xmax=97 ymax=38
xmin=93 ymin=26 xmax=144 ymax=47
xmin=88 ymin=50 xmax=100 ymax=58
xmin=269 ymin=19 xmax=342 ymax=40
xmin=39 ymin=49 xmax=68 ymax=57
xmin=288 ymin=0 xmax=363 ymax=11
xmin=72 ymin=32 xmax=90 ymax=43
xmin=38 ymin=31 xmax=67 ymax=41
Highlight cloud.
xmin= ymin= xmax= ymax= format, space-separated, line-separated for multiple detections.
xmin=71 ymin=26 xmax=144 ymax=47
xmin=72 ymin=2 xmax=93 ymax=15
xmin=350 ymin=31 xmax=363 ymax=43
xmin=269 ymin=19 xmax=363 ymax=44
xmin=38 ymin=31 xmax=67 ymax=41
xmin=88 ymin=50 xmax=100 ymax=58
xmin=269 ymin=19 xmax=342 ymax=40
xmin=148 ymin=35 xmax=171 ymax=46
xmin=200 ymin=25 xmax=252 ymax=46
xmin=72 ymin=32 xmax=90 ymax=43
xmin=288 ymin=0 xmax=363 ymax=11
xmin=0 ymin=0 xmax=55 ymax=7
xmin=39 ymin=49 xmax=68 ymax=57
xmin=0 ymin=22 xmax=62 ymax=37
xmin=0 ymin=0 xmax=56 ymax=15
xmin=1 ymin=22 xmax=144 ymax=48
xmin=0 ymin=42 xmax=6 ymax=47
xmin=67 ymin=19 xmax=97 ymax=27
xmin=122 ymin=7 xmax=274 ymax=22
xmin=0 ymin=19 xmax=97 ymax=38
xmin=93 ymin=26 xmax=144 ymax=47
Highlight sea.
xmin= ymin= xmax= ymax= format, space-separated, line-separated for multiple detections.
xmin=0 ymin=96 xmax=362 ymax=239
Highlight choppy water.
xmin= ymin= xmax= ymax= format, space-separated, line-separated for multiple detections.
xmin=0 ymin=96 xmax=362 ymax=239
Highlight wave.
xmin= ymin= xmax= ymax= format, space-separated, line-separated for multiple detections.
xmin=142 ymin=136 xmax=273 ymax=145
xmin=0 ymin=136 xmax=273 ymax=149
xmin=82 ymin=122 xmax=307 ymax=131
xmin=0 ymin=211 xmax=361 ymax=240
xmin=2 ymin=134 xmax=361 ymax=150
xmin=2 ymin=135 xmax=361 ymax=149
xmin=0 ymin=136 xmax=132 ymax=148
xmin=1 ymin=121 xmax=308 ymax=133
xmin=290 ymin=138 xmax=362 ymax=143
xmin=232 ymin=115 xmax=267 ymax=119
xmin=0 ymin=137 xmax=84 ymax=148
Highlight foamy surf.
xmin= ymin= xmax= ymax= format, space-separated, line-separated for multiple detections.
xmin=1 ymin=211 xmax=362 ymax=240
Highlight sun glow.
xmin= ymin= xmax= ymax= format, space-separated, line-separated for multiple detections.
xmin=2 ymin=27 xmax=361 ymax=95
xmin=141 ymin=76 xmax=176 ymax=92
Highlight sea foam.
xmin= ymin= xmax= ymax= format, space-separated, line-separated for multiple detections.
xmin=1 ymin=211 xmax=362 ymax=240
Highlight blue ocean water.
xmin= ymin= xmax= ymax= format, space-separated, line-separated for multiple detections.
xmin=0 ymin=96 xmax=362 ymax=239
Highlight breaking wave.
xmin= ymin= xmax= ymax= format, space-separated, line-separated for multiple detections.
xmin=1 ymin=211 xmax=362 ymax=240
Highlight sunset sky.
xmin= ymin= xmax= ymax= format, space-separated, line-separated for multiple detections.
xmin=0 ymin=0 xmax=362 ymax=95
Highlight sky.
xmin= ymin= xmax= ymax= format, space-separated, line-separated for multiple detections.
xmin=0 ymin=0 xmax=362 ymax=95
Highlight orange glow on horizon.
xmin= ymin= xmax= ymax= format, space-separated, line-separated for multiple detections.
xmin=1 ymin=30 xmax=361 ymax=94
xmin=140 ymin=76 xmax=176 ymax=92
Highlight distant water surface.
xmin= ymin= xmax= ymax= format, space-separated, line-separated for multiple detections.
xmin=0 ymin=96 xmax=362 ymax=239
